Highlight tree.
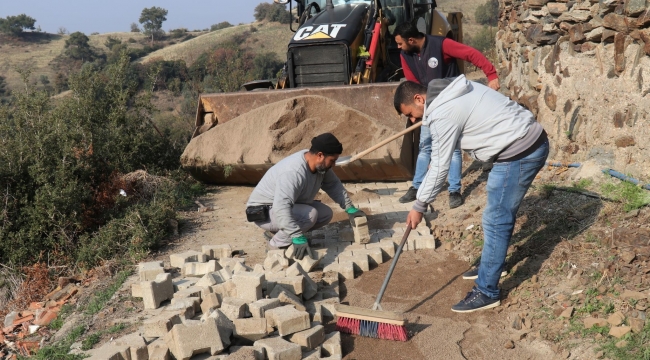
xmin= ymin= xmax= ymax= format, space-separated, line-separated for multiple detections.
xmin=139 ymin=6 xmax=168 ymax=43
xmin=211 ymin=22 xmax=233 ymax=31
xmin=65 ymin=31 xmax=94 ymax=62
xmin=253 ymin=52 xmax=283 ymax=80
xmin=254 ymin=3 xmax=291 ymax=24
xmin=58 ymin=27 xmax=68 ymax=35
xmin=130 ymin=22 xmax=140 ymax=32
xmin=0 ymin=14 xmax=36 ymax=35
xmin=0 ymin=76 xmax=8 ymax=96
xmin=475 ymin=0 xmax=499 ymax=26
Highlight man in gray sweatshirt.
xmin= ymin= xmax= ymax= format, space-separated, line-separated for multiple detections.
xmin=394 ymin=76 xmax=549 ymax=312
xmin=246 ymin=133 xmax=365 ymax=260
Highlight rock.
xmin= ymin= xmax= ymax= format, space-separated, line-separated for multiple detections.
xmin=558 ymin=10 xmax=592 ymax=22
xmin=512 ymin=315 xmax=523 ymax=330
xmin=547 ymin=2 xmax=568 ymax=15
xmin=615 ymin=340 xmax=628 ymax=348
xmin=621 ymin=289 xmax=648 ymax=301
xmin=614 ymin=33 xmax=629 ymax=76
xmin=504 ymin=340 xmax=515 ymax=349
xmin=525 ymin=24 xmax=560 ymax=45
xmin=585 ymin=27 xmax=604 ymax=42
xmin=603 ymin=13 xmax=631 ymax=33
xmin=609 ymin=326 xmax=631 ymax=338
xmin=560 ymin=307 xmax=574 ymax=319
xmin=630 ymin=317 xmax=645 ymax=333
xmin=607 ymin=311 xmax=625 ymax=326
xmin=584 ymin=317 xmax=608 ymax=328
xmin=543 ymin=87 xmax=556 ymax=111
xmin=615 ymin=136 xmax=635 ymax=148
xmin=625 ymin=0 xmax=646 ymax=16
xmin=569 ymin=24 xmax=586 ymax=43
xmin=620 ymin=250 xmax=636 ymax=263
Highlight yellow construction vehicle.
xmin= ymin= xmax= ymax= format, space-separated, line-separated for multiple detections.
xmin=182 ymin=0 xmax=463 ymax=184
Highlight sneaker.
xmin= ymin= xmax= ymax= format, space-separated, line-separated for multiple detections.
xmin=462 ymin=267 xmax=508 ymax=280
xmin=449 ymin=192 xmax=464 ymax=209
xmin=399 ymin=186 xmax=418 ymax=203
xmin=262 ymin=231 xmax=274 ymax=241
xmin=266 ymin=242 xmax=289 ymax=252
xmin=451 ymin=287 xmax=500 ymax=313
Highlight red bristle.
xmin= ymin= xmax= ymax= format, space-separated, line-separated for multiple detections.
xmin=377 ymin=323 xmax=408 ymax=342
xmin=336 ymin=317 xmax=360 ymax=335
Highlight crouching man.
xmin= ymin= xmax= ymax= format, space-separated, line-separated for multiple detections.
xmin=395 ymin=76 xmax=549 ymax=312
xmin=246 ymin=133 xmax=365 ymax=260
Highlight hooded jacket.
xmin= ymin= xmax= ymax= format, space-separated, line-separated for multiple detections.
xmin=413 ymin=75 xmax=542 ymax=212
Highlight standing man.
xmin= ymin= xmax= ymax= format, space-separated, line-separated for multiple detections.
xmin=246 ymin=133 xmax=365 ymax=260
xmin=394 ymin=77 xmax=548 ymax=312
xmin=394 ymin=22 xmax=500 ymax=208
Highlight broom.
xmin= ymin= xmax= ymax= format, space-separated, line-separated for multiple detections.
xmin=334 ymin=224 xmax=413 ymax=341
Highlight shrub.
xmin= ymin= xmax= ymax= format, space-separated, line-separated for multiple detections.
xmin=475 ymin=0 xmax=499 ymax=26
xmin=468 ymin=26 xmax=496 ymax=54
xmin=211 ymin=22 xmax=233 ymax=31
xmin=0 ymin=14 xmax=36 ymax=35
xmin=253 ymin=52 xmax=283 ymax=80
xmin=254 ymin=3 xmax=292 ymax=24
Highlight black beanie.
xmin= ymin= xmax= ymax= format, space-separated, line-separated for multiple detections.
xmin=310 ymin=133 xmax=343 ymax=155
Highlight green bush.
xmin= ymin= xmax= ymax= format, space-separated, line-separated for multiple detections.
xmin=0 ymin=14 xmax=36 ymax=35
xmin=468 ymin=26 xmax=496 ymax=54
xmin=211 ymin=22 xmax=233 ymax=31
xmin=475 ymin=0 xmax=499 ymax=26
xmin=254 ymin=3 xmax=292 ymax=24
xmin=0 ymin=53 xmax=191 ymax=267
xmin=253 ymin=52 xmax=283 ymax=80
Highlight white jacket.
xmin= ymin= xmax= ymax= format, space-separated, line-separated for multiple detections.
xmin=413 ymin=75 xmax=536 ymax=212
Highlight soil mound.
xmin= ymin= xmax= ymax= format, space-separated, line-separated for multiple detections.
xmin=181 ymin=95 xmax=402 ymax=174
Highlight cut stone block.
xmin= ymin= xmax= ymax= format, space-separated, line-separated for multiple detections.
xmin=211 ymin=280 xmax=237 ymax=302
xmin=339 ymin=228 xmax=354 ymax=242
xmin=302 ymin=347 xmax=322 ymax=360
xmin=252 ymin=264 xmax=266 ymax=275
xmin=254 ymin=337 xmax=302 ymax=360
xmin=368 ymin=240 xmax=396 ymax=260
xmin=413 ymin=235 xmax=436 ymax=249
xmin=298 ymin=254 xmax=321 ymax=273
xmin=164 ymin=318 xmax=225 ymax=360
xmin=202 ymin=244 xmax=232 ymax=260
xmin=183 ymin=260 xmax=220 ymax=277
xmin=112 ymin=332 xmax=148 ymax=360
xmin=265 ymin=271 xmax=287 ymax=294
xmin=85 ymin=343 xmax=131 ymax=360
xmin=249 ymin=298 xmax=281 ymax=318
xmin=132 ymin=283 xmax=143 ymax=298
xmin=170 ymin=250 xmax=207 ymax=269
xmin=275 ymin=276 xmax=304 ymax=296
xmin=285 ymin=263 xmax=317 ymax=300
xmin=233 ymin=318 xmax=268 ymax=342
xmin=227 ymin=346 xmax=263 ymax=360
xmin=221 ymin=297 xmax=249 ymax=321
xmin=173 ymin=286 xmax=203 ymax=300
xmin=142 ymin=273 xmax=174 ymax=310
xmin=323 ymin=262 xmax=354 ymax=281
xmin=353 ymin=216 xmax=370 ymax=244
xmin=163 ymin=299 xmax=196 ymax=320
xmin=171 ymin=297 xmax=201 ymax=315
xmin=265 ymin=305 xmax=310 ymax=336
xmin=322 ymin=332 xmax=341 ymax=357
xmin=139 ymin=261 xmax=165 ymax=281
xmin=202 ymin=309 xmax=234 ymax=348
xmin=234 ymin=262 xmax=253 ymax=274
xmin=270 ymin=285 xmax=305 ymax=311
xmin=352 ymin=248 xmax=383 ymax=267
xmin=307 ymin=298 xmax=340 ymax=323
xmin=219 ymin=258 xmax=246 ymax=270
xmin=201 ymin=293 xmax=221 ymax=314
xmin=337 ymin=254 xmax=369 ymax=272
xmin=147 ymin=338 xmax=170 ymax=360
xmin=264 ymin=254 xmax=288 ymax=272
xmin=233 ymin=272 xmax=265 ymax=302
xmin=287 ymin=325 xmax=324 ymax=351
xmin=172 ymin=277 xmax=198 ymax=292
xmin=144 ymin=313 xmax=182 ymax=338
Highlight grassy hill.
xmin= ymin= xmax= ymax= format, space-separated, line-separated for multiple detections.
xmin=140 ymin=21 xmax=291 ymax=65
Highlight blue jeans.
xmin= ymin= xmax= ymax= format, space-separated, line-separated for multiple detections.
xmin=413 ymin=125 xmax=462 ymax=193
xmin=476 ymin=139 xmax=549 ymax=299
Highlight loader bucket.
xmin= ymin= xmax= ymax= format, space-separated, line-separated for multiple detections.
xmin=181 ymin=83 xmax=418 ymax=185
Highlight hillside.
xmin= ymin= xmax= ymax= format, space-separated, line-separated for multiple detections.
xmin=140 ymin=21 xmax=292 ymax=65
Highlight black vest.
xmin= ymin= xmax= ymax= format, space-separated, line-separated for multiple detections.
xmin=402 ymin=35 xmax=460 ymax=85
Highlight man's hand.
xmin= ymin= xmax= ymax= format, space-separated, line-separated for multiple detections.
xmin=291 ymin=235 xmax=314 ymax=260
xmin=488 ymin=78 xmax=500 ymax=91
xmin=406 ymin=209 xmax=423 ymax=228
xmin=346 ymin=206 xmax=366 ymax=227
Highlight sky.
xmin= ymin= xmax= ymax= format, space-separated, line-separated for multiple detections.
xmin=0 ymin=0 xmax=273 ymax=34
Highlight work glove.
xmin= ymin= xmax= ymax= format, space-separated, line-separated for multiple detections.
xmin=291 ymin=234 xmax=314 ymax=260
xmin=346 ymin=206 xmax=366 ymax=227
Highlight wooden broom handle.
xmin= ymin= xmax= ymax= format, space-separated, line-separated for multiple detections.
xmin=349 ymin=122 xmax=422 ymax=163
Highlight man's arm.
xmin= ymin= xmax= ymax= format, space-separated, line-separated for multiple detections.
xmin=321 ymin=170 xmax=353 ymax=209
xmin=412 ymin=117 xmax=463 ymax=214
xmin=272 ymin=171 xmax=303 ymax=238
xmin=400 ymin=54 xmax=419 ymax=83
xmin=441 ymin=38 xmax=499 ymax=89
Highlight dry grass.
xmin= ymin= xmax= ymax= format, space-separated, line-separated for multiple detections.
xmin=140 ymin=21 xmax=292 ymax=66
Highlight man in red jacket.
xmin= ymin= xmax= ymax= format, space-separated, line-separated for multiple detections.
xmin=394 ymin=22 xmax=500 ymax=208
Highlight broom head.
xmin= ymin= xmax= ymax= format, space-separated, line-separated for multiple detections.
xmin=335 ymin=304 xmax=408 ymax=342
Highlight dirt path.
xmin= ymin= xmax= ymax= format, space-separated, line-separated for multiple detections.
xmin=152 ymin=173 xmax=561 ymax=359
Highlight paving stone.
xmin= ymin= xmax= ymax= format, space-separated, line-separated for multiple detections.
xmin=351 ymin=248 xmax=383 ymax=267
xmin=112 ymin=332 xmax=148 ymax=360
xmin=173 ymin=286 xmax=203 ymax=300
xmin=323 ymin=262 xmax=354 ymax=280
xmin=287 ymin=325 xmax=324 ymax=351
xmin=338 ymin=228 xmax=354 ymax=242
xmin=227 ymin=346 xmax=264 ymax=360
xmin=275 ymin=276 xmax=304 ymax=296
xmin=412 ymin=235 xmax=436 ymax=250
xmin=219 ymin=258 xmax=246 ymax=269
xmin=270 ymin=285 xmax=306 ymax=311
xmin=139 ymin=261 xmax=165 ymax=281
xmin=221 ymin=297 xmax=249 ymax=321
xmin=202 ymin=244 xmax=232 ymax=260
xmin=298 ymin=254 xmax=321 ymax=273
xmin=234 ymin=318 xmax=268 ymax=342
xmin=143 ymin=313 xmax=182 ymax=338
xmin=367 ymin=241 xmax=396 ymax=260
xmin=264 ymin=254 xmax=289 ymax=272
xmin=163 ymin=299 xmax=196 ymax=320
xmin=170 ymin=297 xmax=201 ymax=314
xmin=142 ymin=273 xmax=174 ymax=310
xmin=172 ymin=277 xmax=199 ymax=292
xmin=249 ymin=298 xmax=281 ymax=318
xmin=306 ymin=298 xmax=340 ymax=323
xmin=265 ymin=305 xmax=310 ymax=336
xmin=183 ymin=260 xmax=221 ymax=277
xmin=132 ymin=283 xmax=143 ymax=298
xmin=147 ymin=338 xmax=170 ymax=360
xmin=170 ymin=250 xmax=207 ymax=269
xmin=353 ymin=216 xmax=371 ymax=244
xmin=233 ymin=272 xmax=265 ymax=302
xmin=164 ymin=318 xmax=226 ymax=360
xmin=202 ymin=309 xmax=234 ymax=348
xmin=85 ymin=343 xmax=131 ymax=360
xmin=301 ymin=347 xmax=322 ymax=360
xmin=252 ymin=264 xmax=266 ymax=275
xmin=254 ymin=337 xmax=302 ymax=360
xmin=337 ymin=254 xmax=369 ymax=272
xmin=212 ymin=280 xmax=237 ymax=302
xmin=265 ymin=271 xmax=287 ymax=294
xmin=234 ymin=262 xmax=253 ymax=274
xmin=321 ymin=332 xmax=341 ymax=357
xmin=201 ymin=293 xmax=221 ymax=314
xmin=285 ymin=263 xmax=317 ymax=300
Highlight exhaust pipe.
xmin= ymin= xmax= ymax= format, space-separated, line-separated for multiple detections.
xmin=326 ymin=0 xmax=333 ymax=10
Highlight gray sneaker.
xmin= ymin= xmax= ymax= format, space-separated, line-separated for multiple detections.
xmin=263 ymin=231 xmax=274 ymax=241
xmin=399 ymin=186 xmax=418 ymax=203
xmin=462 ymin=267 xmax=508 ymax=280
xmin=449 ymin=192 xmax=463 ymax=209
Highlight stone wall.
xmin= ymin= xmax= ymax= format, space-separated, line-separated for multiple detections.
xmin=496 ymin=0 xmax=650 ymax=178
